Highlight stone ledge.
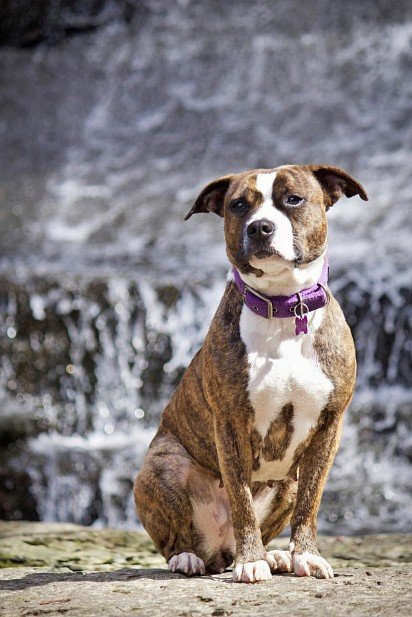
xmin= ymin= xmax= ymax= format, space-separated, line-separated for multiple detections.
xmin=0 ymin=523 xmax=411 ymax=616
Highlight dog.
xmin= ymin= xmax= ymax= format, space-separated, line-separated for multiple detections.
xmin=134 ymin=164 xmax=368 ymax=583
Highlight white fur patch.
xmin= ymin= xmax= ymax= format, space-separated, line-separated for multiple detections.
xmin=252 ymin=485 xmax=277 ymax=525
xmin=251 ymin=172 xmax=296 ymax=262
xmin=255 ymin=171 xmax=277 ymax=200
xmin=168 ymin=552 xmax=206 ymax=576
xmin=232 ymin=559 xmax=272 ymax=583
xmin=266 ymin=549 xmax=292 ymax=573
xmin=240 ymin=296 xmax=333 ymax=482
xmin=293 ymin=552 xmax=334 ymax=579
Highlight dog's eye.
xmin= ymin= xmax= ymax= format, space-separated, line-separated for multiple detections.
xmin=230 ymin=199 xmax=248 ymax=213
xmin=285 ymin=195 xmax=304 ymax=206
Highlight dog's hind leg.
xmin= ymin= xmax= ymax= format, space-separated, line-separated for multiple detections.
xmin=134 ymin=434 xmax=203 ymax=574
xmin=134 ymin=433 xmax=234 ymax=575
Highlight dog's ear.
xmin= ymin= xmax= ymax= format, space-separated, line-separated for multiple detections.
xmin=308 ymin=165 xmax=368 ymax=209
xmin=184 ymin=175 xmax=235 ymax=220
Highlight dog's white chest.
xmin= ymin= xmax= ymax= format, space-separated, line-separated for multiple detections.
xmin=239 ymin=306 xmax=333 ymax=481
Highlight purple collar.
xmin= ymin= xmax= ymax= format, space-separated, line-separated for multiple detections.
xmin=233 ymin=257 xmax=330 ymax=335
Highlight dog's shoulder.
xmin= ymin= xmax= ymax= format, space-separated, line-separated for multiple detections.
xmin=201 ymin=281 xmax=252 ymax=412
xmin=204 ymin=280 xmax=245 ymax=355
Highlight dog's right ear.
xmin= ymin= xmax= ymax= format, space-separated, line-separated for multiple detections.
xmin=184 ymin=175 xmax=235 ymax=220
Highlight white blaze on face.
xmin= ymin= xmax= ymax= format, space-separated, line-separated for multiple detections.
xmin=248 ymin=172 xmax=296 ymax=262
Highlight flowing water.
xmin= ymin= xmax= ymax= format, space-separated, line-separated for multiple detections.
xmin=0 ymin=0 xmax=411 ymax=533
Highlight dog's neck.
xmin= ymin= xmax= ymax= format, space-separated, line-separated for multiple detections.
xmin=237 ymin=250 xmax=327 ymax=297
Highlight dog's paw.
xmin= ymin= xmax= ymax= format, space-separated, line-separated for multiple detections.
xmin=292 ymin=552 xmax=334 ymax=579
xmin=266 ymin=549 xmax=292 ymax=573
xmin=168 ymin=552 xmax=206 ymax=576
xmin=232 ymin=559 xmax=272 ymax=583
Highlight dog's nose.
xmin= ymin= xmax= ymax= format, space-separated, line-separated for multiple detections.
xmin=247 ymin=219 xmax=275 ymax=240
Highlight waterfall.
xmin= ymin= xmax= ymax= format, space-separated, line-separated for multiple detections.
xmin=0 ymin=0 xmax=410 ymax=532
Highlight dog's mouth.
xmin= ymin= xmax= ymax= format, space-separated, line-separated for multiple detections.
xmin=249 ymin=245 xmax=289 ymax=262
xmin=247 ymin=248 xmax=295 ymax=274
xmin=253 ymin=248 xmax=280 ymax=259
xmin=233 ymin=245 xmax=294 ymax=276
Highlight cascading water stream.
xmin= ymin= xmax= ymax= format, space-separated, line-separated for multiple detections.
xmin=0 ymin=0 xmax=410 ymax=532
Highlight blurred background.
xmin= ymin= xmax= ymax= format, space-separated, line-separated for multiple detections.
xmin=0 ymin=0 xmax=411 ymax=534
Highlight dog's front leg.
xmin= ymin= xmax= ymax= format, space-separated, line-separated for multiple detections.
xmin=290 ymin=413 xmax=345 ymax=579
xmin=214 ymin=416 xmax=271 ymax=583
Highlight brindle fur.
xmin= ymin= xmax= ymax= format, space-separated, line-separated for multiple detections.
xmin=134 ymin=164 xmax=367 ymax=575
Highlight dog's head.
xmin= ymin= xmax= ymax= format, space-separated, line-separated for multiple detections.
xmin=185 ymin=165 xmax=368 ymax=275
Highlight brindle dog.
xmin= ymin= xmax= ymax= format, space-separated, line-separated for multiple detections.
xmin=134 ymin=164 xmax=367 ymax=583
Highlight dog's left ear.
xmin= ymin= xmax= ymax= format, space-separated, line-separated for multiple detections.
xmin=184 ymin=174 xmax=235 ymax=220
xmin=308 ymin=165 xmax=368 ymax=209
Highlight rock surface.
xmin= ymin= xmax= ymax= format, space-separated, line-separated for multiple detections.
xmin=0 ymin=523 xmax=411 ymax=616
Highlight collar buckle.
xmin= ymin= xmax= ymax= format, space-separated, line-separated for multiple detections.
xmin=243 ymin=284 xmax=275 ymax=319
